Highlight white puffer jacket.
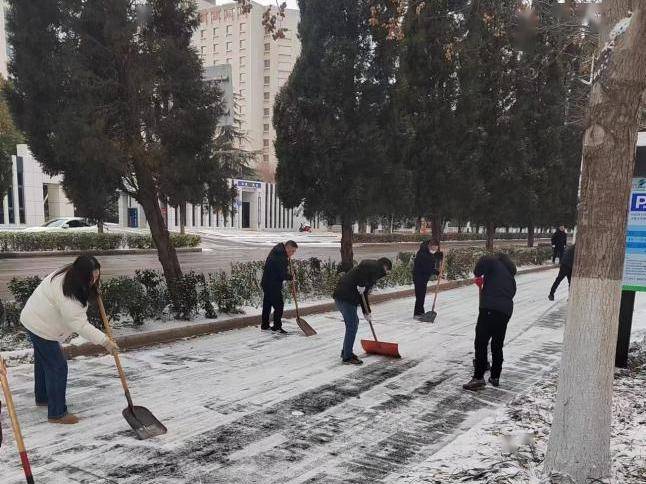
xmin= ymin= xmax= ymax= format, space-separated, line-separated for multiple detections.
xmin=20 ymin=271 xmax=108 ymax=346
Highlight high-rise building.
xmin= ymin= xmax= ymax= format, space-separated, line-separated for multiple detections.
xmin=193 ymin=0 xmax=301 ymax=180
xmin=1 ymin=0 xmax=9 ymax=78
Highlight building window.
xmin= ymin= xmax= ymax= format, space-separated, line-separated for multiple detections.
xmin=240 ymin=22 xmax=246 ymax=32
xmin=264 ymin=59 xmax=270 ymax=68
xmin=264 ymin=75 xmax=270 ymax=85
xmin=213 ymin=27 xmax=218 ymax=37
xmin=264 ymin=42 xmax=270 ymax=52
xmin=239 ymin=39 xmax=246 ymax=49
xmin=213 ymin=59 xmax=218 ymax=65
xmin=213 ymin=44 xmax=218 ymax=52
xmin=264 ymin=108 xmax=270 ymax=117
xmin=201 ymin=30 xmax=206 ymax=39
xmin=226 ymin=25 xmax=232 ymax=35
xmin=263 ymin=139 xmax=270 ymax=147
xmin=240 ymin=73 xmax=246 ymax=83
xmin=226 ymin=41 xmax=232 ymax=52
xmin=226 ymin=58 xmax=232 ymax=65
xmin=16 ymin=156 xmax=25 ymax=224
xmin=263 ymin=155 xmax=269 ymax=163
xmin=264 ymin=124 xmax=269 ymax=133
xmin=264 ymin=92 xmax=270 ymax=100
xmin=240 ymin=89 xmax=247 ymax=99
xmin=239 ymin=56 xmax=246 ymax=66
xmin=7 ymin=186 xmax=14 ymax=224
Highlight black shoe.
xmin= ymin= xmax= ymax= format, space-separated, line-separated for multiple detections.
xmin=488 ymin=377 xmax=500 ymax=387
xmin=462 ymin=378 xmax=486 ymax=391
xmin=342 ymin=355 xmax=363 ymax=365
xmin=272 ymin=326 xmax=288 ymax=334
xmin=261 ymin=324 xmax=271 ymax=331
xmin=548 ymin=294 xmax=555 ymax=301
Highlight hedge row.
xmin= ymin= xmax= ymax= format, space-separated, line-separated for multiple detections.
xmin=0 ymin=232 xmax=201 ymax=252
xmin=0 ymin=246 xmax=552 ymax=350
xmin=352 ymin=232 xmax=552 ymax=243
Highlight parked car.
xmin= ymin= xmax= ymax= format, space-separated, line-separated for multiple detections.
xmin=22 ymin=217 xmax=99 ymax=233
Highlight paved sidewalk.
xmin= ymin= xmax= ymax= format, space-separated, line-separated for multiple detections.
xmin=1 ymin=270 xmax=635 ymax=483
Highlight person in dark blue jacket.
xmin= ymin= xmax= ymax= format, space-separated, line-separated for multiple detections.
xmin=261 ymin=241 xmax=298 ymax=333
xmin=549 ymin=244 xmax=575 ymax=300
xmin=463 ymin=253 xmax=517 ymax=391
xmin=412 ymin=240 xmax=444 ymax=317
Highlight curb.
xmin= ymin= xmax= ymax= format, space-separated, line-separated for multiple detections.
xmin=62 ymin=264 xmax=556 ymax=360
xmin=0 ymin=247 xmax=202 ymax=259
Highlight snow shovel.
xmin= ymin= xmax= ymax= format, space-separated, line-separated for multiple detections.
xmin=359 ymin=293 xmax=401 ymax=358
xmin=422 ymin=259 xmax=445 ymax=324
xmin=289 ymin=259 xmax=317 ymax=336
xmin=0 ymin=356 xmax=35 ymax=484
xmin=97 ymin=294 xmax=167 ymax=440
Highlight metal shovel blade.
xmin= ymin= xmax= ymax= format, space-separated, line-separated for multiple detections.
xmin=296 ymin=316 xmax=317 ymax=336
xmin=419 ymin=310 xmax=437 ymax=323
xmin=123 ymin=405 xmax=167 ymax=440
xmin=361 ymin=339 xmax=401 ymax=358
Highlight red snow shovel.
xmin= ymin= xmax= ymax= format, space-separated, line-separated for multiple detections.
xmin=0 ymin=356 xmax=35 ymax=484
xmin=289 ymin=259 xmax=317 ymax=336
xmin=97 ymin=294 xmax=167 ymax=440
xmin=359 ymin=293 xmax=401 ymax=358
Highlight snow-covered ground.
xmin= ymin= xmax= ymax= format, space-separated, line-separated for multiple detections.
xmin=191 ymin=228 xmax=342 ymax=249
xmin=0 ymin=271 xmax=644 ymax=483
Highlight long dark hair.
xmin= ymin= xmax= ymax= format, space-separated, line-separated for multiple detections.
xmin=53 ymin=255 xmax=101 ymax=306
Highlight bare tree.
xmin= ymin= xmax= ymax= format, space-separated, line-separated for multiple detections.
xmin=544 ymin=1 xmax=646 ymax=482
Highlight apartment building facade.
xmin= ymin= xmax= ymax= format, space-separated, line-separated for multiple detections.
xmin=194 ymin=0 xmax=301 ymax=179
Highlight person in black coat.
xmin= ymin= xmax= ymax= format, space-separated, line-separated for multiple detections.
xmin=463 ymin=253 xmax=517 ymax=391
xmin=261 ymin=241 xmax=298 ymax=333
xmin=412 ymin=240 xmax=444 ymax=317
xmin=551 ymin=226 xmax=567 ymax=263
xmin=549 ymin=244 xmax=575 ymax=301
xmin=333 ymin=258 xmax=392 ymax=364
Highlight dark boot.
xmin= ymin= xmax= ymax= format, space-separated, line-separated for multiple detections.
xmin=462 ymin=378 xmax=486 ymax=391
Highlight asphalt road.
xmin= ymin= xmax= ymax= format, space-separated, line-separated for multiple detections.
xmin=0 ymin=237 xmax=547 ymax=298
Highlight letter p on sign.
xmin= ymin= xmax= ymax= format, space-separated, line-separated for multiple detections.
xmin=631 ymin=193 xmax=646 ymax=211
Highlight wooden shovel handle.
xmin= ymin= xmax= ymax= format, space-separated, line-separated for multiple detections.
xmin=0 ymin=357 xmax=34 ymax=483
xmin=359 ymin=292 xmax=379 ymax=342
xmin=430 ymin=259 xmax=445 ymax=312
xmin=96 ymin=294 xmax=134 ymax=409
xmin=288 ymin=259 xmax=301 ymax=318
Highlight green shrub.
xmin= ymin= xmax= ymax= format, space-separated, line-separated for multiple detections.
xmin=352 ymin=232 xmax=554 ymax=244
xmin=101 ymin=277 xmax=148 ymax=325
xmin=170 ymin=233 xmax=201 ymax=248
xmin=210 ymin=271 xmax=246 ymax=314
xmin=9 ymin=276 xmax=42 ymax=306
xmin=134 ymin=269 xmax=169 ymax=319
xmin=170 ymin=272 xmax=202 ymax=320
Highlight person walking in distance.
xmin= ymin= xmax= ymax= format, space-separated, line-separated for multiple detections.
xmin=261 ymin=240 xmax=298 ymax=334
xmin=333 ymin=258 xmax=392 ymax=364
xmin=20 ymin=256 xmax=119 ymax=424
xmin=463 ymin=253 xmax=517 ymax=391
xmin=551 ymin=225 xmax=567 ymax=264
xmin=412 ymin=240 xmax=443 ymax=318
xmin=549 ymin=244 xmax=575 ymax=301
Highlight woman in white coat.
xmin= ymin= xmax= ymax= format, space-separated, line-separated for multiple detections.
xmin=20 ymin=256 xmax=118 ymax=424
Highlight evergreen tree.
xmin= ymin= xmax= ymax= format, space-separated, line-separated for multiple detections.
xmin=455 ymin=0 xmax=522 ymax=250
xmin=6 ymin=0 xmax=229 ymax=285
xmin=396 ymin=0 xmax=465 ymax=240
xmin=0 ymin=77 xmax=22 ymax=198
xmin=274 ymin=0 xmax=385 ymax=270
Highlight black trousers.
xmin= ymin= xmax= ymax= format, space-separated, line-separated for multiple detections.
xmin=261 ymin=287 xmax=284 ymax=329
xmin=473 ymin=308 xmax=510 ymax=380
xmin=552 ymin=246 xmax=564 ymax=263
xmin=550 ymin=266 xmax=572 ymax=297
xmin=413 ymin=276 xmax=430 ymax=316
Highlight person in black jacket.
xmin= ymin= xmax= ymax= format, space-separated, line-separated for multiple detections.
xmin=333 ymin=258 xmax=392 ymax=365
xmin=551 ymin=226 xmax=567 ymax=263
xmin=261 ymin=241 xmax=298 ymax=333
xmin=463 ymin=253 xmax=517 ymax=391
xmin=549 ymin=244 xmax=575 ymax=301
xmin=412 ymin=240 xmax=444 ymax=317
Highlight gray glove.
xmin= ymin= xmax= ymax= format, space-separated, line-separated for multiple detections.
xmin=103 ymin=338 xmax=119 ymax=356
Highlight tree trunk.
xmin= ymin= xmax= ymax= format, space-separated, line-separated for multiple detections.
xmin=340 ymin=220 xmax=354 ymax=272
xmin=358 ymin=220 xmax=367 ymax=234
xmin=179 ymin=204 xmax=186 ymax=235
xmin=97 ymin=221 xmax=104 ymax=234
xmin=485 ymin=222 xmax=495 ymax=251
xmin=544 ymin=4 xmax=646 ymax=482
xmin=135 ymin=178 xmax=183 ymax=285
xmin=527 ymin=224 xmax=535 ymax=248
xmin=430 ymin=214 xmax=443 ymax=241
xmin=415 ymin=216 xmax=422 ymax=234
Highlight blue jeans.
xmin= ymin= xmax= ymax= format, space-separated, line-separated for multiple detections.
xmin=335 ymin=299 xmax=360 ymax=361
xmin=27 ymin=330 xmax=68 ymax=419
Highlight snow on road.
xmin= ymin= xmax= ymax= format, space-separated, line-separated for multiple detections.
xmin=1 ymin=270 xmax=643 ymax=483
